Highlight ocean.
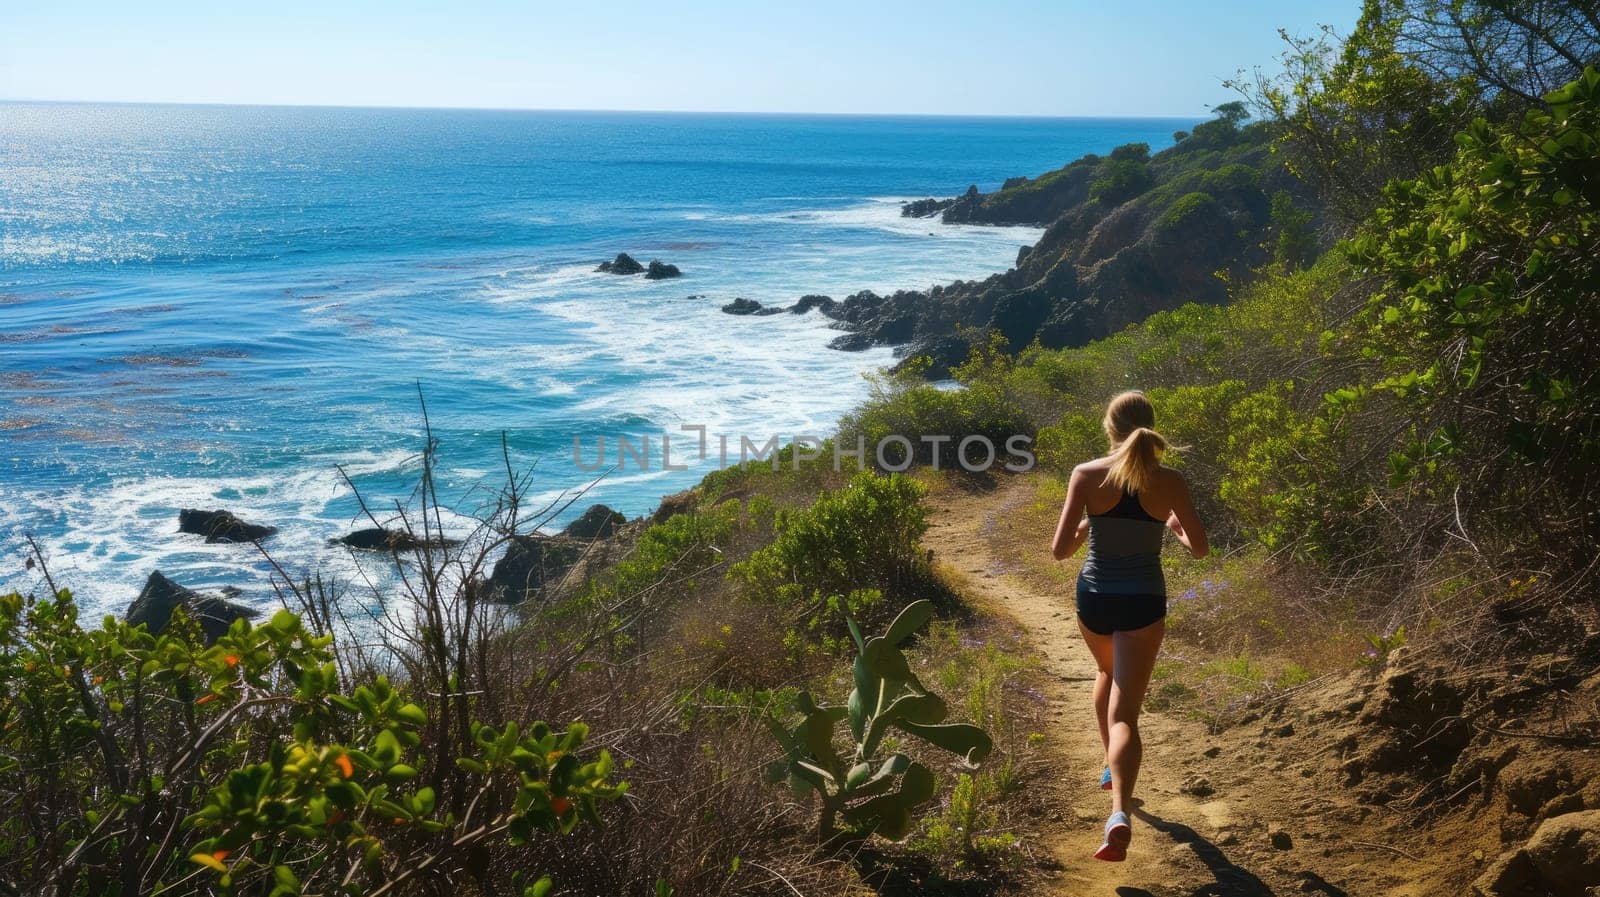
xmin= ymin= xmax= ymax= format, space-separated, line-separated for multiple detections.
xmin=0 ymin=103 xmax=1198 ymax=619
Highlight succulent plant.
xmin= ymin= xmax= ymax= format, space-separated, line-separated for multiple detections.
xmin=768 ymin=599 xmax=992 ymax=841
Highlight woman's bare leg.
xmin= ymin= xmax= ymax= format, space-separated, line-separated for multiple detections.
xmin=1107 ymin=619 xmax=1165 ymax=815
xmin=1077 ymin=621 xmax=1114 ymax=761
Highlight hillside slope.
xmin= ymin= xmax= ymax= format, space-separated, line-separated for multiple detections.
xmin=815 ymin=108 xmax=1324 ymax=376
xmin=926 ymin=474 xmax=1600 ymax=897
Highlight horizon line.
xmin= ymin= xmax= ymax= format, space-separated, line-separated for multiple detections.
xmin=0 ymin=96 xmax=1213 ymax=121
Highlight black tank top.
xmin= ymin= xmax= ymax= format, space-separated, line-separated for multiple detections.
xmin=1078 ymin=489 xmax=1166 ymax=595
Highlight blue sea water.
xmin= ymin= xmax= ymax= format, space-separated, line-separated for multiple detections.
xmin=0 ymin=103 xmax=1197 ymax=618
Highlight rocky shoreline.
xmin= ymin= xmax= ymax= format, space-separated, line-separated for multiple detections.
xmin=120 ymin=501 xmax=632 ymax=641
xmin=701 ymin=107 xmax=1324 ymax=379
xmin=112 ymin=109 xmax=1316 ymax=634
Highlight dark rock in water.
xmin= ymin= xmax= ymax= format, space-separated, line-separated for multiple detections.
xmin=178 ymin=508 xmax=277 ymax=544
xmin=484 ymin=535 xmax=585 ymax=603
xmin=831 ymin=310 xmax=915 ymax=350
xmin=828 ymin=331 xmax=874 ymax=351
xmin=127 ymin=571 xmax=255 ymax=643
xmin=721 ymin=297 xmax=783 ymax=316
xmin=875 ymin=314 xmax=917 ymax=345
xmin=901 ymin=197 xmax=953 ymax=218
xmin=331 ymin=528 xmax=461 ymax=552
xmin=597 ymin=252 xmax=645 ymax=275
xmin=791 ymin=294 xmax=836 ymax=315
xmin=565 ymin=504 xmax=625 ymax=539
xmin=643 ymin=260 xmax=681 ymax=279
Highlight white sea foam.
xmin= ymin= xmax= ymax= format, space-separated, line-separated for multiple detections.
xmin=3 ymin=198 xmax=1034 ymax=626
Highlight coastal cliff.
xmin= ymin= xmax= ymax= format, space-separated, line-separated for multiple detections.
xmin=827 ymin=105 xmax=1325 ymax=375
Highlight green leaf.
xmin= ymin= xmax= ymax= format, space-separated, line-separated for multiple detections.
xmin=883 ymin=600 xmax=934 ymax=646
xmin=893 ymin=721 xmax=994 ymax=763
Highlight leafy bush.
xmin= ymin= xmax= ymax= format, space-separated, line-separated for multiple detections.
xmin=580 ymin=503 xmax=739 ymax=610
xmin=837 ymin=362 xmax=1034 ymax=472
xmin=1199 ymin=162 xmax=1262 ymax=195
xmin=1155 ymin=190 xmax=1219 ymax=233
xmin=1270 ymin=190 xmax=1316 ymax=268
xmin=1346 ymin=66 xmax=1600 ymax=570
xmin=0 ymin=590 xmax=622 ymax=897
xmin=1109 ymin=141 xmax=1151 ymax=163
xmin=1215 ymin=382 xmax=1351 ymax=554
xmin=733 ymin=471 xmax=931 ymax=636
xmin=1089 ymin=158 xmax=1154 ymax=205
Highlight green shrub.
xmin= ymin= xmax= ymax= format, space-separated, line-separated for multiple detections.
xmin=1270 ymin=190 xmax=1316 ymax=269
xmin=0 ymin=590 xmax=622 ymax=896
xmin=1347 ymin=66 xmax=1600 ymax=569
xmin=1089 ymin=158 xmax=1154 ymax=205
xmin=1216 ymin=383 xmax=1351 ymax=554
xmin=581 ymin=504 xmax=739 ymax=610
xmin=1034 ymin=412 xmax=1104 ymax=473
xmin=733 ymin=471 xmax=931 ymax=635
xmin=1199 ymin=162 xmax=1262 ymax=194
xmin=1156 ymin=191 xmax=1219 ymax=233
xmin=1109 ymin=141 xmax=1151 ymax=163
xmin=837 ymin=364 xmax=1033 ymax=472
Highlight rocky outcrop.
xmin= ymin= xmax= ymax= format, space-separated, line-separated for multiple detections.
xmin=643 ymin=260 xmax=681 ymax=279
xmin=721 ymin=297 xmax=783 ymax=316
xmin=597 ymin=253 xmax=645 ymax=275
xmin=791 ymin=295 xmax=836 ymax=315
xmin=901 ymin=197 xmax=954 ymax=218
xmin=331 ymin=528 xmax=461 ymax=552
xmin=178 ymin=508 xmax=277 ymax=544
xmin=565 ymin=504 xmax=625 ymax=539
xmin=799 ymin=114 xmax=1330 ymax=370
xmin=483 ymin=535 xmax=585 ymax=603
xmin=127 ymin=571 xmax=255 ymax=643
xmin=827 ymin=305 xmax=915 ymax=350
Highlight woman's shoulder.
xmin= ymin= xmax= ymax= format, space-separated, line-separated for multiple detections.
xmin=1071 ymin=457 xmax=1113 ymax=480
xmin=1155 ymin=464 xmax=1190 ymax=489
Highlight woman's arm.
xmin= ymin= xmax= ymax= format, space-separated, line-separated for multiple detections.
xmin=1051 ymin=467 xmax=1091 ymax=560
xmin=1165 ymin=473 xmax=1209 ymax=559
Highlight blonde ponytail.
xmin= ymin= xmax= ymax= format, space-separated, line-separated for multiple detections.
xmin=1104 ymin=427 xmax=1168 ymax=494
xmin=1101 ymin=390 xmax=1167 ymax=494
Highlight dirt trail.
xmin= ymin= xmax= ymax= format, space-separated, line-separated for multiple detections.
xmin=923 ymin=477 xmax=1386 ymax=897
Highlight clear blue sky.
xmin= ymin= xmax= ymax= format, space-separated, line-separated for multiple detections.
xmin=0 ymin=1 xmax=1356 ymax=116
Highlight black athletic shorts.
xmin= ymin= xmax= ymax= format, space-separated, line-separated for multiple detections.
xmin=1075 ymin=582 xmax=1167 ymax=635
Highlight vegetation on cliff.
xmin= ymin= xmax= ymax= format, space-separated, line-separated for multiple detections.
xmin=861 ymin=101 xmax=1326 ymax=372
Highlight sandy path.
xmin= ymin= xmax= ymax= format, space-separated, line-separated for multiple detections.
xmin=923 ymin=477 xmax=1284 ymax=897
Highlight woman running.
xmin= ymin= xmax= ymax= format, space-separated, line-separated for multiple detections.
xmin=1050 ymin=390 xmax=1208 ymax=861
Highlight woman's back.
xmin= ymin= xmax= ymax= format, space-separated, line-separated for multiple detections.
xmin=1079 ymin=486 xmax=1167 ymax=596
